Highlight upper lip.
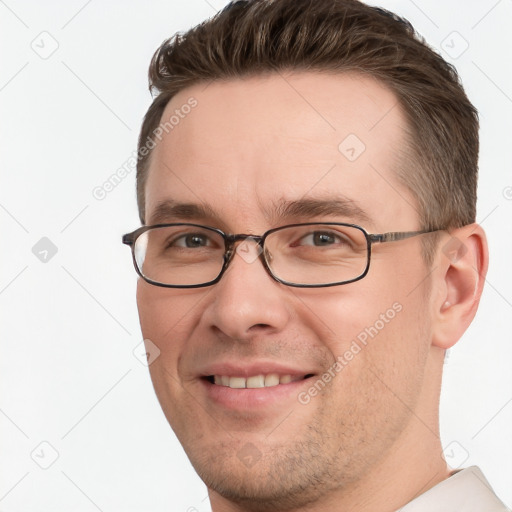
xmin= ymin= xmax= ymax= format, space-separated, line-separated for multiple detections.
xmin=198 ymin=360 xmax=317 ymax=378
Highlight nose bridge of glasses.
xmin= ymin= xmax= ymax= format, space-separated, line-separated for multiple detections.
xmin=227 ymin=233 xmax=264 ymax=244
xmin=224 ymin=233 xmax=262 ymax=252
xmin=224 ymin=233 xmax=266 ymax=265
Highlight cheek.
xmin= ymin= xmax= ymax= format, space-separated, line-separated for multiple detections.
xmin=136 ymin=282 xmax=206 ymax=430
xmin=294 ymin=257 xmax=430 ymax=380
xmin=136 ymin=281 xmax=204 ymax=365
xmin=301 ymin=282 xmax=431 ymax=444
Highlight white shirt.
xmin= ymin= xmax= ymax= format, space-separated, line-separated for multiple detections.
xmin=397 ymin=466 xmax=511 ymax=511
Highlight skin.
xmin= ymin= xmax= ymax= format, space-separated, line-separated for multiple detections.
xmin=136 ymin=72 xmax=488 ymax=511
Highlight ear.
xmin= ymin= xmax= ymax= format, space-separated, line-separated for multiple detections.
xmin=430 ymin=224 xmax=489 ymax=349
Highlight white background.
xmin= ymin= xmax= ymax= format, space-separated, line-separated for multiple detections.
xmin=1 ymin=0 xmax=511 ymax=510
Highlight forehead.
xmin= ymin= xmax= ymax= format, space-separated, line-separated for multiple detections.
xmin=145 ymin=71 xmax=418 ymax=231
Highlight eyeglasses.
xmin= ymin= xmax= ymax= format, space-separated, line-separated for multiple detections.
xmin=122 ymin=222 xmax=438 ymax=288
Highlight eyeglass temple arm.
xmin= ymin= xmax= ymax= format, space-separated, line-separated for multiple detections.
xmin=368 ymin=229 xmax=436 ymax=244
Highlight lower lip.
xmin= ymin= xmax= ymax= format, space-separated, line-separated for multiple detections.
xmin=200 ymin=377 xmax=314 ymax=410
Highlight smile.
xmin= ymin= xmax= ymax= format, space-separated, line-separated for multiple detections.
xmin=207 ymin=374 xmax=310 ymax=388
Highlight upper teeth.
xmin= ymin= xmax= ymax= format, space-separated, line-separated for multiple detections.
xmin=213 ymin=374 xmax=300 ymax=389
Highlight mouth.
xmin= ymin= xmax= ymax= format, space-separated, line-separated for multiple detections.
xmin=204 ymin=373 xmax=315 ymax=389
xmin=199 ymin=370 xmax=317 ymax=411
xmin=196 ymin=361 xmax=319 ymax=411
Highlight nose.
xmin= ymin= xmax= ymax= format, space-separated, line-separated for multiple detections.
xmin=201 ymin=238 xmax=291 ymax=341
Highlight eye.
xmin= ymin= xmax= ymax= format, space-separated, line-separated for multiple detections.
xmin=169 ymin=233 xmax=213 ymax=248
xmin=295 ymin=231 xmax=348 ymax=247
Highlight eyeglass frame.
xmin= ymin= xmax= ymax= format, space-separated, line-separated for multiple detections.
xmin=122 ymin=222 xmax=440 ymax=289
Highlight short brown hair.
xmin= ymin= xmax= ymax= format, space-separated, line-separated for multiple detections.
xmin=136 ymin=0 xmax=479 ymax=247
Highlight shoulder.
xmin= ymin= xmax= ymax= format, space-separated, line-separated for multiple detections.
xmin=398 ymin=466 xmax=511 ymax=512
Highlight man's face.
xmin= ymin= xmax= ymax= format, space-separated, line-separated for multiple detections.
xmin=137 ymin=72 xmax=435 ymax=507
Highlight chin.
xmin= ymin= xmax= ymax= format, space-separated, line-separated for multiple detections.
xmin=183 ymin=436 xmax=345 ymax=512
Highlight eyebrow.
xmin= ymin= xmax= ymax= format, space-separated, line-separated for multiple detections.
xmin=147 ymin=196 xmax=372 ymax=227
xmin=148 ymin=200 xmax=218 ymax=225
xmin=268 ymin=197 xmax=371 ymax=225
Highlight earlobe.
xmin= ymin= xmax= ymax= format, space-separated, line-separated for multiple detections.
xmin=431 ymin=224 xmax=489 ymax=350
